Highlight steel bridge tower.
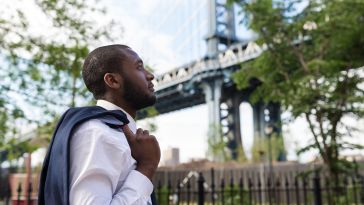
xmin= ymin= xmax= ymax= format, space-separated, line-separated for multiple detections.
xmin=144 ymin=0 xmax=286 ymax=162
xmin=203 ymin=0 xmax=284 ymax=161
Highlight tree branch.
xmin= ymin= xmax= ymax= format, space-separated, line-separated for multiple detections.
xmin=305 ymin=112 xmax=328 ymax=163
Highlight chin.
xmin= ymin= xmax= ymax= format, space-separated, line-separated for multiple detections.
xmin=136 ymin=95 xmax=156 ymax=110
xmin=148 ymin=95 xmax=157 ymax=106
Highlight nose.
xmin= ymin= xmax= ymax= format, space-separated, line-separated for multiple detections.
xmin=146 ymin=70 xmax=154 ymax=81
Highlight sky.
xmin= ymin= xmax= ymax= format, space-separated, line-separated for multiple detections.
xmin=94 ymin=0 xmax=364 ymax=164
xmin=3 ymin=0 xmax=363 ymax=166
xmin=100 ymin=0 xmax=261 ymax=163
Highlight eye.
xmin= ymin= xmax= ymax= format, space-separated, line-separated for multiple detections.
xmin=137 ymin=63 xmax=144 ymax=70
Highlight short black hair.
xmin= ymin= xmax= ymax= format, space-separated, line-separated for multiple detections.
xmin=82 ymin=44 xmax=130 ymax=99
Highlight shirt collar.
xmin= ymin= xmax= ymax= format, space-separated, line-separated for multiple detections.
xmin=96 ymin=99 xmax=137 ymax=132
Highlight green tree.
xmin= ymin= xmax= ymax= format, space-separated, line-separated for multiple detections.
xmin=250 ymin=134 xmax=285 ymax=163
xmin=0 ymin=0 xmax=123 ymax=160
xmin=231 ymin=0 xmax=364 ymax=176
xmin=206 ymin=124 xmax=231 ymax=162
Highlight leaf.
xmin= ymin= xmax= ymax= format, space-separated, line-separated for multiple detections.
xmin=232 ymin=0 xmax=364 ymax=175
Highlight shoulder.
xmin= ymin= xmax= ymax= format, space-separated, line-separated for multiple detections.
xmin=74 ymin=119 xmax=109 ymax=133
xmin=72 ymin=119 xmax=130 ymax=151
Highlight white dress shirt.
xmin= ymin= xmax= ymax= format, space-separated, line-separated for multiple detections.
xmin=69 ymin=100 xmax=153 ymax=205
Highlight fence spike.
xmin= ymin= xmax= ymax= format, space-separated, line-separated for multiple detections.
xmin=239 ymin=177 xmax=244 ymax=205
xmin=343 ymin=176 xmax=349 ymax=205
xmin=157 ymin=180 xmax=162 ymax=204
xmin=257 ymin=175 xmax=262 ymax=205
xmin=17 ymin=183 xmax=22 ymax=205
xmin=276 ymin=177 xmax=281 ymax=205
xmin=313 ymin=171 xmax=322 ymax=205
xmin=248 ymin=177 xmax=253 ymax=205
xmin=360 ymin=176 xmax=364 ymax=204
xmin=285 ymin=176 xmax=290 ymax=205
xmin=295 ymin=176 xmax=300 ymax=205
xmin=267 ymin=176 xmax=273 ymax=205
xmin=352 ymin=175 xmax=359 ymax=205
xmin=187 ymin=179 xmax=191 ymax=205
xmin=221 ymin=177 xmax=225 ymax=189
xmin=197 ymin=172 xmax=205 ymax=205
xmin=230 ymin=171 xmax=234 ymax=205
xmin=27 ymin=182 xmax=33 ymax=205
xmin=176 ymin=179 xmax=181 ymax=205
xmin=324 ymin=177 xmax=332 ymax=205
xmin=211 ymin=168 xmax=216 ymax=205
xmin=303 ymin=176 xmax=308 ymax=205
xmin=221 ymin=177 xmax=225 ymax=205
xmin=167 ymin=174 xmax=172 ymax=205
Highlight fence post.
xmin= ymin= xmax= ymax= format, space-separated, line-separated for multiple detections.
xmin=27 ymin=182 xmax=32 ymax=205
xmin=303 ymin=177 xmax=308 ymax=205
xmin=285 ymin=176 xmax=290 ymax=205
xmin=268 ymin=177 xmax=273 ymax=205
xmin=187 ymin=178 xmax=191 ymax=204
xmin=313 ymin=171 xmax=322 ymax=205
xmin=5 ymin=181 xmax=11 ymax=205
xmin=157 ymin=180 xmax=162 ymax=204
xmin=167 ymin=176 xmax=171 ymax=205
xmin=324 ymin=177 xmax=332 ymax=205
xmin=294 ymin=176 xmax=300 ymax=205
xmin=276 ymin=177 xmax=281 ymax=204
xmin=176 ymin=179 xmax=181 ymax=205
xmin=17 ymin=183 xmax=22 ymax=205
xmin=239 ymin=177 xmax=244 ymax=205
xmin=352 ymin=176 xmax=358 ymax=205
xmin=248 ymin=177 xmax=253 ymax=205
xmin=221 ymin=178 xmax=225 ymax=205
xmin=257 ymin=175 xmax=262 ymax=204
xmin=211 ymin=168 xmax=215 ymax=205
xmin=361 ymin=176 xmax=364 ymax=203
xmin=197 ymin=172 xmax=205 ymax=205
xmin=230 ymin=172 xmax=234 ymax=205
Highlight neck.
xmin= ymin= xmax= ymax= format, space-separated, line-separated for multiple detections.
xmin=100 ymin=95 xmax=137 ymax=119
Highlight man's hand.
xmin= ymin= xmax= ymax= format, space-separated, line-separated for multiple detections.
xmin=122 ymin=125 xmax=161 ymax=180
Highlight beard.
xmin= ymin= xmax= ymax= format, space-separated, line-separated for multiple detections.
xmin=122 ymin=78 xmax=157 ymax=110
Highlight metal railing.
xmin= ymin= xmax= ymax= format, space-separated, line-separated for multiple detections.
xmin=1 ymin=168 xmax=364 ymax=205
xmin=154 ymin=168 xmax=364 ymax=205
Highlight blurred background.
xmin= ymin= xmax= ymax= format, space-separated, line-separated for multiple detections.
xmin=0 ymin=0 xmax=363 ymax=204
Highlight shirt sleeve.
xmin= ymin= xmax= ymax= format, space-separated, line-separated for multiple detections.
xmin=69 ymin=120 xmax=154 ymax=205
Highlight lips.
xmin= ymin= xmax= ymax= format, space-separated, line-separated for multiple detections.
xmin=148 ymin=84 xmax=155 ymax=92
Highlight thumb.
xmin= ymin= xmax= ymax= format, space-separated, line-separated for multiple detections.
xmin=121 ymin=124 xmax=135 ymax=143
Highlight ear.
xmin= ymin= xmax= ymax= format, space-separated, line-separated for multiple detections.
xmin=104 ymin=73 xmax=122 ymax=89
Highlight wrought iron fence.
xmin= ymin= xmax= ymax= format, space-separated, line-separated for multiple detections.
xmin=154 ymin=168 xmax=364 ymax=205
xmin=0 ymin=168 xmax=364 ymax=205
xmin=0 ymin=181 xmax=35 ymax=205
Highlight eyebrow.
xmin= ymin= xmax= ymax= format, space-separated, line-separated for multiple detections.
xmin=135 ymin=59 xmax=143 ymax=65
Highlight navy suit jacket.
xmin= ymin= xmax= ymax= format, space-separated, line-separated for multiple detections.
xmin=38 ymin=106 xmax=159 ymax=205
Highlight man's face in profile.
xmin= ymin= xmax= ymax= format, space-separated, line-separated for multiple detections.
xmin=120 ymin=48 xmax=156 ymax=110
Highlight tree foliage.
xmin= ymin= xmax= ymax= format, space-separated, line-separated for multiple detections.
xmin=0 ymin=0 xmax=123 ymax=160
xmin=250 ymin=133 xmax=286 ymax=163
xmin=206 ymin=124 xmax=247 ymax=162
xmin=231 ymin=0 xmax=364 ymax=175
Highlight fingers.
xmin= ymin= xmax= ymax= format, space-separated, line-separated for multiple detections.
xmin=143 ymin=130 xmax=149 ymax=135
xmin=121 ymin=125 xmax=135 ymax=142
xmin=136 ymin=128 xmax=144 ymax=135
xmin=122 ymin=126 xmax=154 ymax=142
xmin=136 ymin=128 xmax=151 ymax=138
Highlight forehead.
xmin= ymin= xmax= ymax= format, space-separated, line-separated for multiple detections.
xmin=121 ymin=48 xmax=142 ymax=63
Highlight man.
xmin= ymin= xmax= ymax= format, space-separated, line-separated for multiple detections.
xmin=39 ymin=45 xmax=161 ymax=205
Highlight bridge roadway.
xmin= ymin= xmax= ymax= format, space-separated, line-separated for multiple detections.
xmin=148 ymin=41 xmax=265 ymax=115
xmin=136 ymin=40 xmax=281 ymax=161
